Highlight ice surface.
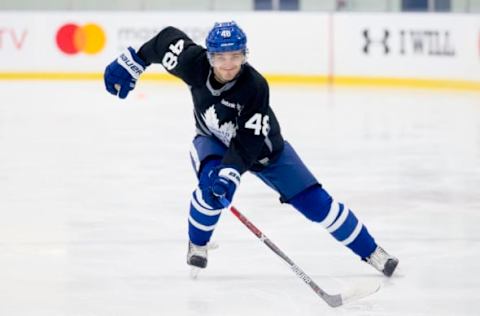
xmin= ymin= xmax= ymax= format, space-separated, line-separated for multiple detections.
xmin=0 ymin=81 xmax=479 ymax=315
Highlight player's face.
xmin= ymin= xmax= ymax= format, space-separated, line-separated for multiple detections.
xmin=210 ymin=50 xmax=245 ymax=83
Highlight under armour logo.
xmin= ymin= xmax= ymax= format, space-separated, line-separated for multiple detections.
xmin=363 ymin=29 xmax=390 ymax=54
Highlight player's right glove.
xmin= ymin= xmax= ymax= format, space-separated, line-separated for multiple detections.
xmin=104 ymin=47 xmax=147 ymax=99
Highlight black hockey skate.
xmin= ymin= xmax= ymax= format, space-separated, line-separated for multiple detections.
xmin=188 ymin=241 xmax=218 ymax=279
xmin=187 ymin=241 xmax=208 ymax=268
xmin=365 ymin=246 xmax=399 ymax=277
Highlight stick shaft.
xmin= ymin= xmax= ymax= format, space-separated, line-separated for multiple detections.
xmin=229 ymin=205 xmax=343 ymax=307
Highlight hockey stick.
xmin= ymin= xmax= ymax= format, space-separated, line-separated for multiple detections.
xmin=226 ymin=202 xmax=343 ymax=308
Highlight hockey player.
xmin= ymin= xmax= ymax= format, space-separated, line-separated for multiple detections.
xmin=104 ymin=21 xmax=399 ymax=277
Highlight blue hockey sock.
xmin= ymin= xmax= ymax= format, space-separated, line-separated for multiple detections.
xmin=188 ymin=158 xmax=223 ymax=246
xmin=289 ymin=185 xmax=377 ymax=258
xmin=188 ymin=188 xmax=223 ymax=246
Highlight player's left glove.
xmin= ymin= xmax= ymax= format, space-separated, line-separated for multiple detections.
xmin=104 ymin=47 xmax=146 ymax=99
xmin=210 ymin=166 xmax=241 ymax=207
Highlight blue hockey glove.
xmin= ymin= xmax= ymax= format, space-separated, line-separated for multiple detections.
xmin=104 ymin=47 xmax=146 ymax=99
xmin=210 ymin=166 xmax=241 ymax=206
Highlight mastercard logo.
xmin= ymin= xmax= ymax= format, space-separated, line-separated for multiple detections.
xmin=56 ymin=23 xmax=106 ymax=55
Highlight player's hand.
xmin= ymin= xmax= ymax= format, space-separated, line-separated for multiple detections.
xmin=104 ymin=47 xmax=146 ymax=99
xmin=210 ymin=166 xmax=241 ymax=206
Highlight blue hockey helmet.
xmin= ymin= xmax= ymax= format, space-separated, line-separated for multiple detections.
xmin=205 ymin=21 xmax=247 ymax=53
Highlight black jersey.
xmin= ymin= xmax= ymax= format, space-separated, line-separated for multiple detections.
xmin=138 ymin=27 xmax=284 ymax=174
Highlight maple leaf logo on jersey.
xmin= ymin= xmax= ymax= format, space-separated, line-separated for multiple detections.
xmin=202 ymin=105 xmax=237 ymax=146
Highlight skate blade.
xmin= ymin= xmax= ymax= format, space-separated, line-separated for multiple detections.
xmin=190 ymin=267 xmax=201 ymax=279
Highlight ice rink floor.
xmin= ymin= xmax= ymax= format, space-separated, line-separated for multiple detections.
xmin=1 ymin=81 xmax=479 ymax=315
